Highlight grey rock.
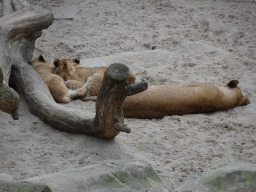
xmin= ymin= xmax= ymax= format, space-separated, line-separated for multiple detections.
xmin=26 ymin=160 xmax=168 ymax=192
xmin=0 ymin=180 xmax=52 ymax=192
xmin=177 ymin=162 xmax=256 ymax=192
xmin=0 ymin=173 xmax=13 ymax=181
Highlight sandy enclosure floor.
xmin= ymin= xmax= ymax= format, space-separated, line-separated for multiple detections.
xmin=1 ymin=0 xmax=256 ymax=191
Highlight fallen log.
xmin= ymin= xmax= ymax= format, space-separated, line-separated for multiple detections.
xmin=2 ymin=0 xmax=147 ymax=138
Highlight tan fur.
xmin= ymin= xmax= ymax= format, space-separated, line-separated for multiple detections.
xmin=122 ymin=80 xmax=250 ymax=118
xmin=53 ymin=59 xmax=249 ymax=119
xmin=53 ymin=59 xmax=136 ymax=97
xmin=30 ymin=55 xmax=91 ymax=103
xmin=83 ymin=80 xmax=250 ymax=118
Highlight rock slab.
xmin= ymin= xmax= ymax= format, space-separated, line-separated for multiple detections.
xmin=26 ymin=160 xmax=167 ymax=192
xmin=178 ymin=162 xmax=256 ymax=192
xmin=0 ymin=180 xmax=51 ymax=192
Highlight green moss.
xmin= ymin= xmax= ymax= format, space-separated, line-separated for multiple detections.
xmin=12 ymin=185 xmax=32 ymax=192
xmin=203 ymin=171 xmax=232 ymax=191
xmin=241 ymin=171 xmax=256 ymax=189
xmin=144 ymin=163 xmax=163 ymax=184
xmin=112 ymin=170 xmax=143 ymax=190
xmin=129 ymin=169 xmax=151 ymax=187
xmin=203 ymin=170 xmax=256 ymax=191
xmin=0 ymin=181 xmax=52 ymax=192
xmin=76 ymin=181 xmax=86 ymax=191
xmin=88 ymin=173 xmax=124 ymax=189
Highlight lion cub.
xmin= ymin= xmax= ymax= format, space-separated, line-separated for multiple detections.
xmin=30 ymin=55 xmax=91 ymax=103
xmin=53 ymin=59 xmax=136 ymax=98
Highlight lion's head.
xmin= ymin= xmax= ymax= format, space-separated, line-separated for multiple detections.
xmin=53 ymin=58 xmax=80 ymax=81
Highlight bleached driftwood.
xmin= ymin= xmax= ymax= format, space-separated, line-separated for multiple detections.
xmin=1 ymin=0 xmax=147 ymax=138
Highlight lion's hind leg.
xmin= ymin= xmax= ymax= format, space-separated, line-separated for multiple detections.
xmin=69 ymin=76 xmax=92 ymax=99
xmin=65 ymin=80 xmax=84 ymax=90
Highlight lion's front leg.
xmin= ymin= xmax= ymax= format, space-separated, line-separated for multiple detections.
xmin=82 ymin=96 xmax=97 ymax=102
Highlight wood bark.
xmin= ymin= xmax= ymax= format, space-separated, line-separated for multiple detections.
xmin=0 ymin=0 xmax=53 ymax=119
xmin=1 ymin=0 xmax=147 ymax=138
xmin=94 ymin=63 xmax=148 ymax=138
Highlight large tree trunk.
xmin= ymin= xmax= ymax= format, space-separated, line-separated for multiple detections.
xmin=1 ymin=0 xmax=147 ymax=139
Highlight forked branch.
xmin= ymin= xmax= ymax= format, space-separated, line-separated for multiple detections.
xmin=94 ymin=63 xmax=148 ymax=138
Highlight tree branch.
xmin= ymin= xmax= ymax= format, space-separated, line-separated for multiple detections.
xmin=126 ymin=81 xmax=148 ymax=96
xmin=11 ymin=35 xmax=97 ymax=135
xmin=93 ymin=63 xmax=131 ymax=138
xmin=114 ymin=122 xmax=131 ymax=133
xmin=0 ymin=4 xmax=54 ymax=42
xmin=0 ymin=67 xmax=20 ymax=119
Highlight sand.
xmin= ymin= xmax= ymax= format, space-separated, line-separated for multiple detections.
xmin=0 ymin=0 xmax=256 ymax=191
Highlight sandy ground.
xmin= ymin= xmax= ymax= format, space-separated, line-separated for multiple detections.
xmin=1 ymin=0 xmax=256 ymax=191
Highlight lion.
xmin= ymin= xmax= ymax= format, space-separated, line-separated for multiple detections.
xmin=122 ymin=80 xmax=250 ymax=118
xmin=83 ymin=80 xmax=250 ymax=119
xmin=52 ymin=59 xmax=249 ymax=119
xmin=30 ymin=55 xmax=91 ymax=103
xmin=53 ymin=59 xmax=136 ymax=98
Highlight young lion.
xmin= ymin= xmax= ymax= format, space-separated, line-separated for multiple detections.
xmin=30 ymin=55 xmax=91 ymax=103
xmin=53 ymin=59 xmax=136 ymax=98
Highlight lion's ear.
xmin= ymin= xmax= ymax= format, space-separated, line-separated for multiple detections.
xmin=54 ymin=59 xmax=59 ymax=67
xmin=74 ymin=58 xmax=80 ymax=64
xmin=39 ymin=54 xmax=46 ymax=62
xmin=227 ymin=80 xmax=238 ymax=88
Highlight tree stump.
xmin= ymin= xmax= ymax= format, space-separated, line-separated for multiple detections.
xmin=94 ymin=63 xmax=148 ymax=138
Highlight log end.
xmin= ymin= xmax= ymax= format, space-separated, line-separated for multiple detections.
xmin=105 ymin=63 xmax=130 ymax=81
xmin=0 ymin=84 xmax=20 ymax=117
xmin=114 ymin=122 xmax=131 ymax=133
xmin=0 ymin=68 xmax=20 ymax=119
xmin=11 ymin=109 xmax=19 ymax=120
xmin=126 ymin=81 xmax=148 ymax=96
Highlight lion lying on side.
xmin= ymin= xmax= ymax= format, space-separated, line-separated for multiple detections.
xmin=122 ymin=80 xmax=250 ymax=118
xmin=30 ymin=55 xmax=91 ymax=103
xmin=77 ymin=79 xmax=250 ymax=119
xmin=53 ymin=59 xmax=136 ymax=99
